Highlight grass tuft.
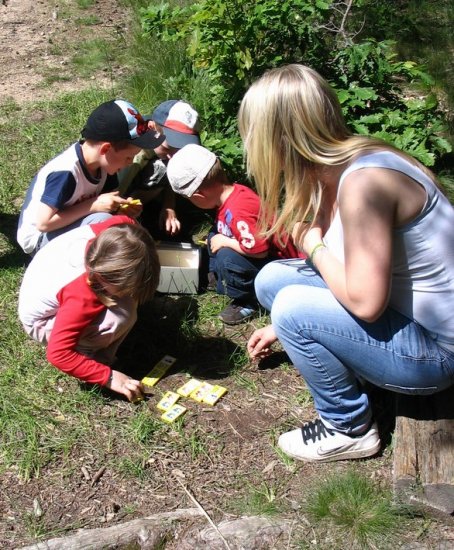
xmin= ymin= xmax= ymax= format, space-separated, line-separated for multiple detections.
xmin=231 ymin=480 xmax=284 ymax=517
xmin=304 ymin=470 xmax=403 ymax=548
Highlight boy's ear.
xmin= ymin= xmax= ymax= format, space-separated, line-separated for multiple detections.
xmin=148 ymin=120 xmax=160 ymax=132
xmin=191 ymin=190 xmax=205 ymax=199
xmin=99 ymin=142 xmax=112 ymax=155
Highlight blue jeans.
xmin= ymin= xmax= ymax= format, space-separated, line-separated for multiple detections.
xmin=37 ymin=213 xmax=112 ymax=252
xmin=208 ymin=232 xmax=269 ymax=304
xmin=255 ymin=259 xmax=454 ymax=434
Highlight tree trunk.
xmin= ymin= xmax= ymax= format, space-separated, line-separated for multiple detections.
xmin=393 ymin=386 xmax=454 ymax=516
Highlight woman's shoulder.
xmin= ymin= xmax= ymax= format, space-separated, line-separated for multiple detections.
xmin=345 ymin=150 xmax=408 ymax=174
xmin=340 ymin=149 xmax=433 ymax=193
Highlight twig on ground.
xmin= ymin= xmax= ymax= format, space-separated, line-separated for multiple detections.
xmin=228 ymin=422 xmax=244 ymax=439
xmin=91 ymin=466 xmax=106 ymax=486
xmin=174 ymin=476 xmax=233 ymax=550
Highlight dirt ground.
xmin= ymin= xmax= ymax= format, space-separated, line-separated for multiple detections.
xmin=0 ymin=0 xmax=127 ymax=104
xmin=1 ymin=1 xmax=454 ymax=549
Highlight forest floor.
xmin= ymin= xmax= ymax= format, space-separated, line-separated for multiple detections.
xmin=1 ymin=1 xmax=453 ymax=549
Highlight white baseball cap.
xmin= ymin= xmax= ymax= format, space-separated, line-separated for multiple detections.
xmin=167 ymin=144 xmax=216 ymax=197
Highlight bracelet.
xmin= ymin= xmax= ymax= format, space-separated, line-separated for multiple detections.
xmin=107 ymin=370 xmax=113 ymax=386
xmin=309 ymin=242 xmax=326 ymax=263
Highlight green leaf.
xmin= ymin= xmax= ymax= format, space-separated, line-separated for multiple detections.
xmin=352 ymin=87 xmax=378 ymax=100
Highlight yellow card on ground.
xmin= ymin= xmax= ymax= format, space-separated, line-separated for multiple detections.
xmin=161 ymin=404 xmax=187 ymax=423
xmin=202 ymin=385 xmax=228 ymax=405
xmin=189 ymin=381 xmax=214 ymax=402
xmin=156 ymin=391 xmax=180 ymax=412
xmin=141 ymin=355 xmax=177 ymax=388
xmin=176 ymin=378 xmax=203 ymax=397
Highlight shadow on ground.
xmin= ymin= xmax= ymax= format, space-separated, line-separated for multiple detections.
xmin=117 ymin=293 xmax=241 ymax=383
xmin=0 ymin=211 xmax=28 ymax=270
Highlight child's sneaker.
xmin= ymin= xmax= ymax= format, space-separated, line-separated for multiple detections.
xmin=278 ymin=418 xmax=380 ymax=462
xmin=218 ymin=302 xmax=256 ymax=325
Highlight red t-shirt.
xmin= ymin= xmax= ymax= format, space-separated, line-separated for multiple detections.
xmin=216 ymin=183 xmax=301 ymax=259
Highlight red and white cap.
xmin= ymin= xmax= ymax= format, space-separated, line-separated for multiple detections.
xmin=151 ymin=100 xmax=201 ymax=149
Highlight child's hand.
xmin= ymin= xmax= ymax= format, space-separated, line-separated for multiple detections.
xmin=92 ymin=191 xmax=125 ymax=214
xmin=107 ymin=370 xmax=144 ymax=402
xmin=209 ymin=233 xmax=230 ymax=254
xmin=159 ymin=207 xmax=181 ymax=236
xmin=117 ymin=197 xmax=143 ymax=218
xmin=247 ymin=325 xmax=278 ymax=360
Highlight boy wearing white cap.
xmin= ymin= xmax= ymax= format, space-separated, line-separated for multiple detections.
xmin=118 ymin=99 xmax=201 ymax=237
xmin=167 ymin=144 xmax=299 ymax=325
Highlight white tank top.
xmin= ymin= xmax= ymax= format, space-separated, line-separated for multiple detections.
xmin=323 ymin=151 xmax=454 ymax=349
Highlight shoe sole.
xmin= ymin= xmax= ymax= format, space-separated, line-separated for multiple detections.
xmin=218 ymin=314 xmax=255 ymax=325
xmin=279 ymin=439 xmax=381 ymax=463
xmin=218 ymin=317 xmax=251 ymax=325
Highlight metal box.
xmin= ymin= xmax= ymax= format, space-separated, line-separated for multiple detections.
xmin=156 ymin=242 xmax=201 ymax=294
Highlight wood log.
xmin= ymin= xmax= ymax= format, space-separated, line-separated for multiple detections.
xmin=19 ymin=511 xmax=294 ymax=550
xmin=178 ymin=516 xmax=295 ymax=550
xmin=393 ymin=385 xmax=454 ymax=516
xmin=19 ymin=508 xmax=203 ymax=550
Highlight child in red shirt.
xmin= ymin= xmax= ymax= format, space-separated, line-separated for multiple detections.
xmin=167 ymin=144 xmax=300 ymax=324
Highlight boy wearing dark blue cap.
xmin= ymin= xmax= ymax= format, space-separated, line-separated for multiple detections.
xmin=118 ymin=99 xmax=201 ymax=237
xmin=17 ymin=99 xmax=164 ymax=255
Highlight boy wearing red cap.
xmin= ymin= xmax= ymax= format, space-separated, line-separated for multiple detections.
xmin=17 ymin=99 xmax=164 ymax=255
xmin=118 ymin=99 xmax=201 ymax=238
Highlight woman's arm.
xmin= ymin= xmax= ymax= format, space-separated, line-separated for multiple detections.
xmin=305 ymin=170 xmax=396 ymax=322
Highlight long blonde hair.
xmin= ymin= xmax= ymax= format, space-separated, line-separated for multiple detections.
xmin=85 ymin=223 xmax=160 ymax=306
xmin=238 ymin=63 xmax=434 ymax=240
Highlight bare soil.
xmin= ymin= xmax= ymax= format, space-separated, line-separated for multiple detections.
xmin=1 ymin=1 xmax=453 ymax=549
xmin=0 ymin=0 xmax=127 ymax=104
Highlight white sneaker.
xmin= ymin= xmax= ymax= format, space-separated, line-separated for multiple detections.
xmin=278 ymin=418 xmax=381 ymax=463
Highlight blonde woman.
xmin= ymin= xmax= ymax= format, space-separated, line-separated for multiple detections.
xmin=239 ymin=64 xmax=454 ymax=462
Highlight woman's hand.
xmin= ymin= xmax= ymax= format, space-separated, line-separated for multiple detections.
xmin=107 ymin=370 xmax=144 ymax=402
xmin=302 ymin=226 xmax=324 ymax=258
xmin=247 ymin=324 xmax=278 ymax=360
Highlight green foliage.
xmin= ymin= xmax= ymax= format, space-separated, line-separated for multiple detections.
xmin=140 ymin=0 xmax=451 ymax=171
xmin=142 ymin=0 xmax=329 ymax=111
xmin=332 ymin=40 xmax=452 ymax=165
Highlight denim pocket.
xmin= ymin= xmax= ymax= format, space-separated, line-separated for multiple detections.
xmin=384 ymin=383 xmax=440 ymax=395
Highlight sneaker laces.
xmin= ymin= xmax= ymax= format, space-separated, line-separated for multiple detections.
xmin=301 ymin=419 xmax=335 ymax=445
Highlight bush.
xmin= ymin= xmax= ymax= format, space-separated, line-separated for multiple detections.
xmin=140 ymin=0 xmax=451 ymax=172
